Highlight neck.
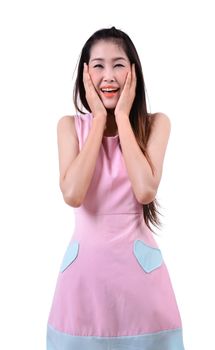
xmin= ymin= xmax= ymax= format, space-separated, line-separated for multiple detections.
xmin=104 ymin=109 xmax=118 ymax=136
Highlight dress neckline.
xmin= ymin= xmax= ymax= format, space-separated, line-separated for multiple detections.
xmin=103 ymin=133 xmax=119 ymax=139
xmin=88 ymin=112 xmax=119 ymax=139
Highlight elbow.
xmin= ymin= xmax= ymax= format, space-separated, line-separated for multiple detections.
xmin=63 ymin=193 xmax=83 ymax=207
xmin=60 ymin=179 xmax=83 ymax=207
xmin=62 ymin=187 xmax=83 ymax=207
xmin=137 ymin=176 xmax=160 ymax=205
xmin=137 ymin=189 xmax=157 ymax=205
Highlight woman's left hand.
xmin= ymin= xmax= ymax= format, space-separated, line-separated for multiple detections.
xmin=114 ymin=63 xmax=137 ymax=122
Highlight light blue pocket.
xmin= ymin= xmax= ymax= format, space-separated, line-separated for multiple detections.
xmin=60 ymin=240 xmax=79 ymax=272
xmin=133 ymin=239 xmax=163 ymax=273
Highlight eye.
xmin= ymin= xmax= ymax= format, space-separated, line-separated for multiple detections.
xmin=93 ymin=64 xmax=103 ymax=68
xmin=93 ymin=64 xmax=125 ymax=68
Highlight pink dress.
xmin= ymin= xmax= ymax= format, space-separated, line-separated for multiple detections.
xmin=47 ymin=112 xmax=185 ymax=349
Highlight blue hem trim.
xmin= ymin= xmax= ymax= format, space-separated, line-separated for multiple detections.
xmin=47 ymin=324 xmax=185 ymax=349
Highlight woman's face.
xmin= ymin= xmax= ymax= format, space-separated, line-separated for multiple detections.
xmin=88 ymin=40 xmax=131 ymax=110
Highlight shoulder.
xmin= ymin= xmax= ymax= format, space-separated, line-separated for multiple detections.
xmin=146 ymin=112 xmax=171 ymax=147
xmin=57 ymin=114 xmax=75 ymax=126
xmin=150 ymin=112 xmax=171 ymax=134
xmin=57 ymin=113 xmax=91 ymax=129
xmin=57 ymin=115 xmax=78 ymax=140
xmin=151 ymin=112 xmax=171 ymax=126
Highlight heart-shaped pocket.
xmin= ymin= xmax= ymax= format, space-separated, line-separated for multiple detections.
xmin=133 ymin=239 xmax=163 ymax=273
xmin=60 ymin=240 xmax=79 ymax=272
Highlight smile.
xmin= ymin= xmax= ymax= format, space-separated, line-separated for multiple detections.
xmin=101 ymin=88 xmax=120 ymax=98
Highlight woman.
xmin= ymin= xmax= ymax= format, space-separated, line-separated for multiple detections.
xmin=47 ymin=26 xmax=185 ymax=349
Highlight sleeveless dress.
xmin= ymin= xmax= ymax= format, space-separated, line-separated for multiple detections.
xmin=46 ymin=112 xmax=185 ymax=350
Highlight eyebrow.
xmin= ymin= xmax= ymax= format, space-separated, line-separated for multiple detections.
xmin=90 ymin=57 xmax=127 ymax=62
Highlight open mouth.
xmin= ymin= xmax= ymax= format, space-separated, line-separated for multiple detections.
xmin=100 ymin=88 xmax=120 ymax=98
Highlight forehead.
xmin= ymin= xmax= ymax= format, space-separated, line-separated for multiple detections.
xmin=89 ymin=40 xmax=129 ymax=62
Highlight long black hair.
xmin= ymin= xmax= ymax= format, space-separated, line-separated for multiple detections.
xmin=73 ymin=27 xmax=162 ymax=234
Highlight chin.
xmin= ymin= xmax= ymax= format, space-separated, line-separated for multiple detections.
xmin=104 ymin=104 xmax=116 ymax=110
xmin=103 ymin=100 xmax=118 ymax=109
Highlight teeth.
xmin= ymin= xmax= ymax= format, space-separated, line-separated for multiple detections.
xmin=101 ymin=88 xmax=118 ymax=92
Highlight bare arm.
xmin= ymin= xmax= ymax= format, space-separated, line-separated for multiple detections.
xmin=57 ymin=115 xmax=106 ymax=207
xmin=117 ymin=113 xmax=171 ymax=204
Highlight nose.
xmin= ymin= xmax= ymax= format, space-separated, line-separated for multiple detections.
xmin=102 ymin=67 xmax=116 ymax=82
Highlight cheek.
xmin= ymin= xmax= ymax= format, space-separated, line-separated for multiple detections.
xmin=119 ymin=70 xmax=130 ymax=87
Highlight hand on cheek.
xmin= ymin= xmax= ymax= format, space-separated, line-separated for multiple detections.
xmin=115 ymin=64 xmax=137 ymax=122
xmin=83 ymin=63 xmax=107 ymax=121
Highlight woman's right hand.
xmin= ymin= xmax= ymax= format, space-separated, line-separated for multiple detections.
xmin=83 ymin=63 xmax=107 ymax=123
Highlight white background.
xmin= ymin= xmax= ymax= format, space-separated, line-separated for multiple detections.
xmin=0 ymin=0 xmax=214 ymax=349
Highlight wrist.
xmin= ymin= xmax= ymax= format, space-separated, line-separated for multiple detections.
xmin=92 ymin=115 xmax=107 ymax=130
xmin=115 ymin=113 xmax=129 ymax=123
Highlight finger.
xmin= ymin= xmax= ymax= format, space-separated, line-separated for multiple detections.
xmin=132 ymin=63 xmax=136 ymax=79
xmin=83 ymin=63 xmax=90 ymax=83
xmin=131 ymin=64 xmax=137 ymax=89
xmin=83 ymin=63 xmax=98 ymax=97
xmin=83 ymin=62 xmax=87 ymax=76
xmin=83 ymin=63 xmax=88 ymax=87
xmin=123 ymin=69 xmax=132 ymax=90
xmin=83 ymin=63 xmax=93 ymax=90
